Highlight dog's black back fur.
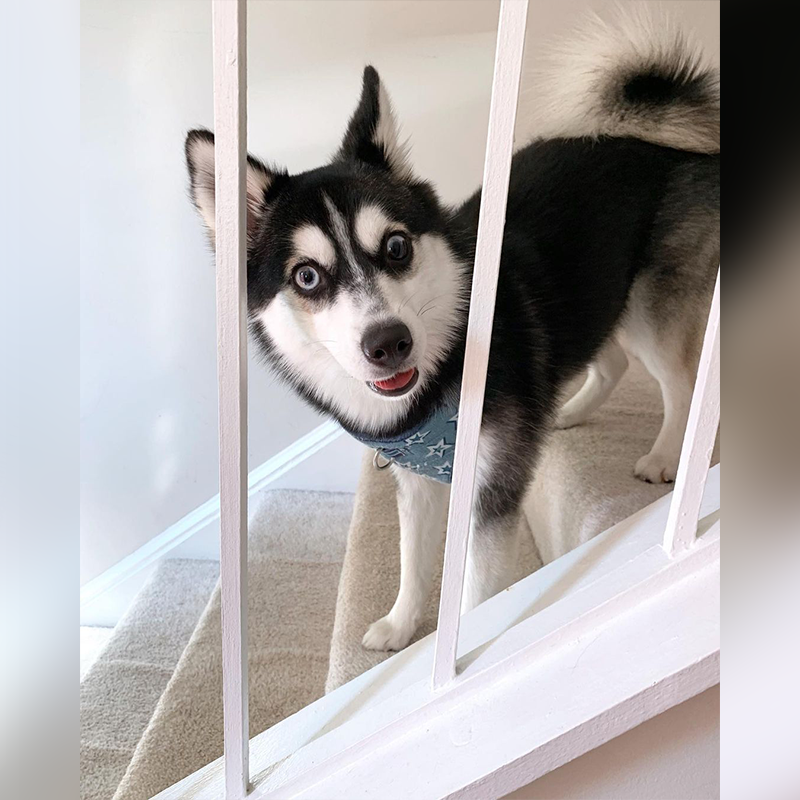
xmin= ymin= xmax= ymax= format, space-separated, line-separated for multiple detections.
xmin=458 ymin=136 xmax=720 ymax=416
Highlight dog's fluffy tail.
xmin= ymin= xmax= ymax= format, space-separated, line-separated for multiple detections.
xmin=530 ymin=8 xmax=720 ymax=154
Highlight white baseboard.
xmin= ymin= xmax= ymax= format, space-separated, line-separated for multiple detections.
xmin=80 ymin=421 xmax=363 ymax=626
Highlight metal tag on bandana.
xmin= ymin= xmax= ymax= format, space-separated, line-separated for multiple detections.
xmin=356 ymin=408 xmax=459 ymax=483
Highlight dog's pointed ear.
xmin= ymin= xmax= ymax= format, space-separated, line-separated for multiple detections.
xmin=337 ymin=66 xmax=412 ymax=179
xmin=185 ymin=128 xmax=279 ymax=246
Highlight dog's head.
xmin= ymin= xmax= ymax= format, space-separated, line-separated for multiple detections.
xmin=186 ymin=67 xmax=465 ymax=431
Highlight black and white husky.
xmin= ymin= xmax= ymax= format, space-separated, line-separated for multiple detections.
xmin=185 ymin=15 xmax=720 ymax=651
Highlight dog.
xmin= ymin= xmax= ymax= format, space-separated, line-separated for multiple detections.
xmin=184 ymin=13 xmax=720 ymax=652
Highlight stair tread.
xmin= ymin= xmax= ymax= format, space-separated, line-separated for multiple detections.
xmin=80 ymin=559 xmax=219 ymax=800
xmin=109 ymin=488 xmax=353 ymax=800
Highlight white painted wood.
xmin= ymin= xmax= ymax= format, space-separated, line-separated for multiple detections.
xmin=292 ymin=569 xmax=719 ymax=800
xmin=433 ymin=0 xmax=529 ymax=691
xmin=256 ymin=529 xmax=720 ymax=799
xmin=152 ymin=468 xmax=720 ymax=800
xmin=213 ymin=0 xmax=249 ymax=796
xmin=664 ymin=269 xmax=721 ymax=556
xmin=427 ymin=618 xmax=719 ymax=800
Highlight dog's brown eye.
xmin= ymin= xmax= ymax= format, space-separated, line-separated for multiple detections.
xmin=293 ymin=265 xmax=321 ymax=292
xmin=385 ymin=233 xmax=410 ymax=263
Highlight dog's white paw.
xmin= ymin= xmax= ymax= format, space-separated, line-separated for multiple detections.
xmin=634 ymin=452 xmax=678 ymax=484
xmin=362 ymin=615 xmax=414 ymax=652
xmin=555 ymin=409 xmax=583 ymax=430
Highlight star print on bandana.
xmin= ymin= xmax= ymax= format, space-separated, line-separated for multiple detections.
xmin=348 ymin=401 xmax=460 ymax=483
xmin=426 ymin=439 xmax=453 ymax=459
xmin=404 ymin=430 xmax=429 ymax=446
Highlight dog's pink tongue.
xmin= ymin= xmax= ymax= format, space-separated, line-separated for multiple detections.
xmin=374 ymin=368 xmax=415 ymax=392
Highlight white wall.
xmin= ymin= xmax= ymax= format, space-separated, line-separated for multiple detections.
xmin=506 ymin=686 xmax=720 ymax=799
xmin=80 ymin=0 xmax=500 ymax=585
xmin=80 ymin=0 xmax=718 ymax=587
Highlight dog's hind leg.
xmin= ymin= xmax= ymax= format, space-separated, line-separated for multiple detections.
xmin=460 ymin=428 xmax=534 ymax=614
xmin=633 ymin=340 xmax=697 ymax=484
xmin=623 ymin=289 xmax=706 ymax=484
xmin=362 ymin=466 xmax=449 ymax=651
xmin=555 ymin=337 xmax=629 ymax=429
xmin=622 ymin=263 xmax=714 ymax=483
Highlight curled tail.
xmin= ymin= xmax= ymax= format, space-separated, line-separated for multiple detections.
xmin=531 ymin=8 xmax=720 ymax=154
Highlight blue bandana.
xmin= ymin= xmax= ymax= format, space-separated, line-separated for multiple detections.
xmin=348 ymin=404 xmax=459 ymax=483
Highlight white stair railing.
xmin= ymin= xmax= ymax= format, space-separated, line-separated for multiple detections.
xmin=206 ymin=0 xmax=719 ymax=796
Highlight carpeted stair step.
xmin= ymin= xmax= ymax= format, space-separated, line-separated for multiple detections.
xmin=110 ymin=488 xmax=354 ymax=800
xmin=80 ymin=558 xmax=220 ymax=800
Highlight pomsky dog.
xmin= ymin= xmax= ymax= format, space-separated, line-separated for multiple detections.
xmin=184 ymin=13 xmax=720 ymax=651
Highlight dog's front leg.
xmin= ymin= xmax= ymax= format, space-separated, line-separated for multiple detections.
xmin=362 ymin=465 xmax=449 ymax=651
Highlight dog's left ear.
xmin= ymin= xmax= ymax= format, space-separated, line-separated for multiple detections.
xmin=337 ymin=66 xmax=412 ymax=179
xmin=185 ymin=128 xmax=280 ymax=248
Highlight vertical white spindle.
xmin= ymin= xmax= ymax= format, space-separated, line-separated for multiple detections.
xmin=213 ymin=0 xmax=249 ymax=796
xmin=432 ymin=0 xmax=529 ymax=691
xmin=663 ymin=269 xmax=721 ymax=556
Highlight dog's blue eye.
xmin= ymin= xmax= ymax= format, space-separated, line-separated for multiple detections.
xmin=293 ymin=265 xmax=321 ymax=291
xmin=386 ymin=233 xmax=410 ymax=262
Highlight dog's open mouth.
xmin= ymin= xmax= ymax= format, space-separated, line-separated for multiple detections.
xmin=368 ymin=367 xmax=419 ymax=397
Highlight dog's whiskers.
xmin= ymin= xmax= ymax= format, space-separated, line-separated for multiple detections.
xmin=398 ymin=288 xmax=423 ymax=314
xmin=416 ymin=293 xmax=450 ymax=317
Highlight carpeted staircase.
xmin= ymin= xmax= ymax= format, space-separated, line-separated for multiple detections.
xmin=80 ymin=490 xmax=354 ymax=800
xmin=81 ymin=360 xmax=712 ymax=800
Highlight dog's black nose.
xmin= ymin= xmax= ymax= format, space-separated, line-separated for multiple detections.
xmin=361 ymin=321 xmax=413 ymax=370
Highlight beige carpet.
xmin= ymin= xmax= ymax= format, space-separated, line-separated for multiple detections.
xmin=80 ymin=559 xmax=220 ymax=800
xmin=110 ymin=489 xmax=353 ymax=800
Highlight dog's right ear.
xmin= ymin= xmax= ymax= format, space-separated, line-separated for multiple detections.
xmin=184 ymin=129 xmax=279 ymax=246
xmin=336 ymin=66 xmax=412 ymax=180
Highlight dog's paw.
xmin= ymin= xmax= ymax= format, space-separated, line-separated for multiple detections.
xmin=554 ymin=409 xmax=583 ymax=430
xmin=634 ymin=452 xmax=678 ymax=484
xmin=362 ymin=616 xmax=414 ymax=652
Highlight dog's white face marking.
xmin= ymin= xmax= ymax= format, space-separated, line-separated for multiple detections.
xmin=255 ymin=214 xmax=464 ymax=433
xmin=354 ymin=204 xmax=392 ymax=254
xmin=292 ymin=224 xmax=335 ymax=269
xmin=323 ymin=195 xmax=364 ymax=284
xmin=377 ymin=233 xmax=466 ymax=377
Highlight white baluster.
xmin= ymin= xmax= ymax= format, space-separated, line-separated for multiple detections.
xmin=664 ymin=269 xmax=721 ymax=556
xmin=212 ymin=0 xmax=249 ymax=795
xmin=432 ymin=0 xmax=530 ymax=691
